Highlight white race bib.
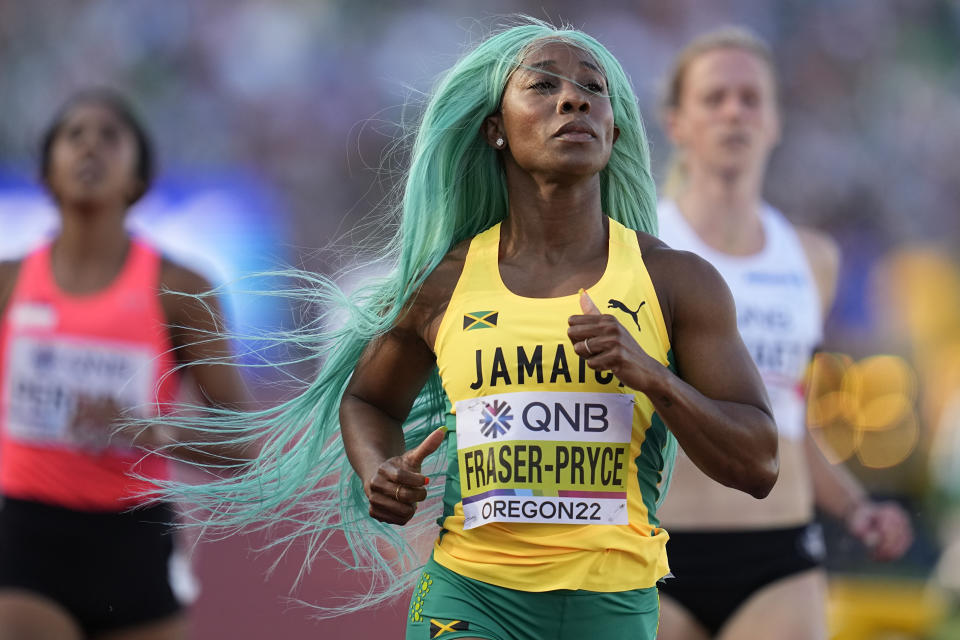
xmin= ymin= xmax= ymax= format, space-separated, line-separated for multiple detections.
xmin=3 ymin=335 xmax=154 ymax=445
xmin=455 ymin=391 xmax=634 ymax=529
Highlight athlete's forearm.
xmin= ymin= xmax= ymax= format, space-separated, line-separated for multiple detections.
xmin=162 ymin=437 xmax=259 ymax=468
xmin=647 ymin=369 xmax=779 ymax=499
xmin=804 ymin=432 xmax=867 ymax=520
xmin=339 ymin=393 xmax=408 ymax=484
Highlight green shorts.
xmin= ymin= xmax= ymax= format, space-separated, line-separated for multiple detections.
xmin=406 ymin=556 xmax=659 ymax=640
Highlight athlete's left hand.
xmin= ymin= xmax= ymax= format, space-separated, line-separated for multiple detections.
xmin=71 ymin=394 xmax=174 ymax=452
xmin=846 ymin=500 xmax=914 ymax=561
xmin=567 ymin=289 xmax=665 ymax=392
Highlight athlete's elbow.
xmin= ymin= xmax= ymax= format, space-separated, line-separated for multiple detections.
xmin=729 ymin=429 xmax=779 ymax=499
xmin=746 ymin=439 xmax=780 ymax=499
xmin=747 ymin=458 xmax=779 ymax=499
xmin=723 ymin=460 xmax=777 ymax=499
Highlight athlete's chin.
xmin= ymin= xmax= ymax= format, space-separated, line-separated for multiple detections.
xmin=57 ymin=189 xmax=116 ymax=212
xmin=709 ymin=159 xmax=755 ymax=183
xmin=709 ymin=149 xmax=765 ymax=172
xmin=539 ymin=156 xmax=610 ymax=180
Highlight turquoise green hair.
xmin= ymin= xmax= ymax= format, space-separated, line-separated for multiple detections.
xmin=152 ymin=16 xmax=671 ymax=616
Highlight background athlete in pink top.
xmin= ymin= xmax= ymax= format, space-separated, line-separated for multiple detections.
xmin=0 ymin=90 xmax=250 ymax=640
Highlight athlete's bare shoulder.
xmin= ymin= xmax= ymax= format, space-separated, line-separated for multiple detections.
xmin=416 ymin=238 xmax=470 ymax=311
xmin=795 ymin=225 xmax=840 ymax=272
xmin=794 ymin=224 xmax=841 ymax=313
xmin=636 ymin=229 xmax=726 ymax=285
xmin=157 ymin=256 xmax=219 ymax=329
xmin=634 ymin=229 xmax=668 ymax=254
xmin=0 ymin=260 xmax=23 ymax=315
xmin=634 ymin=230 xmax=735 ymax=338
xmin=159 ymin=256 xmax=214 ymax=296
xmin=402 ymin=238 xmax=471 ymax=347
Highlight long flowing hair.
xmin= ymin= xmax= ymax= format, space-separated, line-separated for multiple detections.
xmin=154 ymin=16 xmax=661 ymax=615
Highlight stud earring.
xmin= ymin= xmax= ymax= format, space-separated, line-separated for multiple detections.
xmin=496 ymin=137 xmax=504 ymax=148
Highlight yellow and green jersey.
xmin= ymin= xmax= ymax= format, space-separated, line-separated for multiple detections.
xmin=432 ymin=217 xmax=674 ymax=592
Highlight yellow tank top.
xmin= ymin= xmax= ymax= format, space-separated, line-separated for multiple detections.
xmin=432 ymin=217 xmax=673 ymax=592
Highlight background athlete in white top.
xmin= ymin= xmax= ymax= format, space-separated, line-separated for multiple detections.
xmin=653 ymin=26 xmax=913 ymax=640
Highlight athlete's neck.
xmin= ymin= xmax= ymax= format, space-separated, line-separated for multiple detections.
xmin=675 ymin=166 xmax=765 ymax=256
xmin=501 ymin=172 xmax=606 ymax=263
xmin=52 ymin=211 xmax=131 ymax=294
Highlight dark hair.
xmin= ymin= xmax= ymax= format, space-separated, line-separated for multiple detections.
xmin=40 ymin=88 xmax=155 ymax=203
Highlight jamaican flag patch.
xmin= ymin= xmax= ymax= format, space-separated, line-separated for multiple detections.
xmin=463 ymin=310 xmax=498 ymax=330
xmin=430 ymin=619 xmax=470 ymax=637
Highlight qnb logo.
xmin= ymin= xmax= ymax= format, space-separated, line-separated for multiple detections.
xmin=522 ymin=401 xmax=609 ymax=432
xmin=480 ymin=400 xmax=513 ymax=439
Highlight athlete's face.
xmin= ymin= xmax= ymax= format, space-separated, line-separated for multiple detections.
xmin=486 ymin=41 xmax=619 ymax=180
xmin=667 ymin=47 xmax=780 ymax=179
xmin=45 ymin=101 xmax=143 ymax=210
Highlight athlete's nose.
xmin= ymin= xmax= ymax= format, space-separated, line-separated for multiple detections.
xmin=558 ymin=84 xmax=590 ymax=114
xmin=720 ymin=94 xmax=747 ymax=122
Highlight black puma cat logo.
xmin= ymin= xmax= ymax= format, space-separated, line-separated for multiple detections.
xmin=608 ymin=299 xmax=645 ymax=332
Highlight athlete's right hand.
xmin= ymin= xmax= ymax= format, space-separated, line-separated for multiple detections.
xmin=568 ymin=289 xmax=665 ymax=393
xmin=365 ymin=426 xmax=445 ymax=525
xmin=70 ymin=394 xmax=125 ymax=452
xmin=71 ymin=393 xmax=178 ymax=452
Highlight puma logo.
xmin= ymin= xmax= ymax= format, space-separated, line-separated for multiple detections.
xmin=608 ymin=299 xmax=645 ymax=332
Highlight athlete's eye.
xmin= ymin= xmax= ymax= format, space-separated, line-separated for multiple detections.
xmin=703 ymin=90 xmax=724 ymax=107
xmin=65 ymin=125 xmax=84 ymax=141
xmin=585 ymin=81 xmax=605 ymax=94
xmin=530 ymin=80 xmax=556 ymax=93
xmin=740 ymin=89 xmax=760 ymax=108
xmin=101 ymin=125 xmax=120 ymax=145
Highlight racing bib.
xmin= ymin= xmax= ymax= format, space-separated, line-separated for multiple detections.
xmin=455 ymin=391 xmax=634 ymax=530
xmin=3 ymin=334 xmax=154 ymax=445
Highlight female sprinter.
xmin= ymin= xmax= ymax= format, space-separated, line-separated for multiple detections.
xmin=338 ymin=22 xmax=778 ymax=640
xmin=654 ymin=27 xmax=913 ymax=640
xmin=0 ymin=89 xmax=249 ymax=640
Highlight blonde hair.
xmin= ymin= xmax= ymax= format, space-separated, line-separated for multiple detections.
xmin=660 ymin=26 xmax=776 ymax=198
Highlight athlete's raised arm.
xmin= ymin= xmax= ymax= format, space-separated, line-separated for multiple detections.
xmin=568 ymin=240 xmax=778 ymax=498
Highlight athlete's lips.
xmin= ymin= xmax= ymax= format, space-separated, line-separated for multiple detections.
xmin=553 ymin=121 xmax=597 ymax=139
xmin=75 ymin=155 xmax=105 ymax=183
xmin=720 ymin=130 xmax=751 ymax=147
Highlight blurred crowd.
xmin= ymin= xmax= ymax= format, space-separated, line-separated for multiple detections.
xmin=2 ymin=1 xmax=958 ymax=253
xmin=2 ymin=0 xmax=960 ymax=637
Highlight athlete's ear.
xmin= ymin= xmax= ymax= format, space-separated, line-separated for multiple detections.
xmin=482 ymin=113 xmax=506 ymax=150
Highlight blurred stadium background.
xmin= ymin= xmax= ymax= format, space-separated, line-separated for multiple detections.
xmin=2 ymin=0 xmax=959 ymax=638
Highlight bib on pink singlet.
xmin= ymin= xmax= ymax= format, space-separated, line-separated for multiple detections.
xmin=0 ymin=238 xmax=179 ymax=511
